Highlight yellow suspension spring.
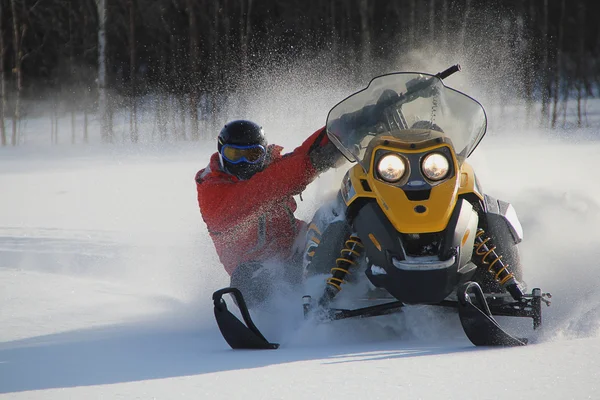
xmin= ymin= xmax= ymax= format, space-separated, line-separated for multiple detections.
xmin=326 ymin=235 xmax=364 ymax=291
xmin=474 ymin=229 xmax=516 ymax=286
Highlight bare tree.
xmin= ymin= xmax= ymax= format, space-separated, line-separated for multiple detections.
xmin=128 ymin=0 xmax=138 ymax=142
xmin=459 ymin=0 xmax=472 ymax=52
xmin=358 ymin=0 xmax=372 ymax=78
xmin=69 ymin=0 xmax=76 ymax=144
xmin=97 ymin=0 xmax=111 ymax=142
xmin=240 ymin=0 xmax=253 ymax=79
xmin=522 ymin=0 xmax=536 ymax=126
xmin=0 ymin=1 xmax=6 ymax=146
xmin=221 ymin=0 xmax=231 ymax=74
xmin=428 ymin=0 xmax=435 ymax=44
xmin=51 ymin=108 xmax=59 ymax=144
xmin=440 ymin=0 xmax=448 ymax=47
xmin=576 ymin=2 xmax=587 ymax=127
xmin=409 ymin=0 xmax=416 ymax=48
xmin=329 ymin=0 xmax=338 ymax=54
xmin=551 ymin=0 xmax=566 ymax=129
xmin=540 ymin=0 xmax=550 ymax=127
xmin=10 ymin=0 xmax=24 ymax=146
xmin=186 ymin=0 xmax=199 ymax=140
xmin=178 ymin=95 xmax=187 ymax=140
xmin=81 ymin=0 xmax=92 ymax=144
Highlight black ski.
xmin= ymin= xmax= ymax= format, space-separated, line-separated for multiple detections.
xmin=213 ymin=287 xmax=279 ymax=350
xmin=457 ymin=282 xmax=527 ymax=346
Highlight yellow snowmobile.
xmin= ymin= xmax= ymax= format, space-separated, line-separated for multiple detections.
xmin=212 ymin=65 xmax=551 ymax=349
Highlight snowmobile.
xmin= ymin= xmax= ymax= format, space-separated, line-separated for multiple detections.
xmin=212 ymin=64 xmax=552 ymax=350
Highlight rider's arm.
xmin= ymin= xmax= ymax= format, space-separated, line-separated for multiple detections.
xmin=197 ymin=127 xmax=329 ymax=223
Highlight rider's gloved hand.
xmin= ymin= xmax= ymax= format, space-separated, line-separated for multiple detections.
xmin=310 ymin=141 xmax=343 ymax=172
xmin=376 ymin=89 xmax=400 ymax=108
xmin=405 ymin=75 xmax=437 ymax=98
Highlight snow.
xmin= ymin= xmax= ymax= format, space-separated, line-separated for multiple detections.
xmin=370 ymin=265 xmax=387 ymax=275
xmin=2 ymin=127 xmax=600 ymax=398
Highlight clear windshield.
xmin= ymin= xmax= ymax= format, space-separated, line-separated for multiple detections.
xmin=326 ymin=72 xmax=487 ymax=169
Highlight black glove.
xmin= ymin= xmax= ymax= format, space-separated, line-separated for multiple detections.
xmin=405 ymin=75 xmax=437 ymax=98
xmin=376 ymin=89 xmax=400 ymax=108
xmin=310 ymin=141 xmax=343 ymax=173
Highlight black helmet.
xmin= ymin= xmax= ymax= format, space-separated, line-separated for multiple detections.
xmin=218 ymin=120 xmax=268 ymax=180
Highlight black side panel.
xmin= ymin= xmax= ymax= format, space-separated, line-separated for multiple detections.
xmin=352 ymin=201 xmax=399 ymax=268
xmin=439 ymin=198 xmax=467 ymax=260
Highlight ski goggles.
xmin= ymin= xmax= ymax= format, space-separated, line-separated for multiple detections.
xmin=220 ymin=143 xmax=267 ymax=164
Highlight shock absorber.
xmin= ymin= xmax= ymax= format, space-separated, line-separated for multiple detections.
xmin=474 ymin=229 xmax=524 ymax=300
xmin=318 ymin=234 xmax=364 ymax=307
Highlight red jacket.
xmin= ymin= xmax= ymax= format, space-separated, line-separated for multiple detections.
xmin=196 ymin=127 xmax=327 ymax=275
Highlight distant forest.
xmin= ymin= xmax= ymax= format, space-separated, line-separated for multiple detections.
xmin=0 ymin=0 xmax=598 ymax=145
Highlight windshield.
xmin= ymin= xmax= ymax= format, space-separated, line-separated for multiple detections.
xmin=326 ymin=72 xmax=487 ymax=169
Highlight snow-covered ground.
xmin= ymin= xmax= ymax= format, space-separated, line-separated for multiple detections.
xmin=2 ymin=61 xmax=600 ymax=400
xmin=1 ymin=130 xmax=599 ymax=399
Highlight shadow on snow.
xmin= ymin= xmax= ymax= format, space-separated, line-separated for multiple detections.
xmin=0 ymin=310 xmax=479 ymax=394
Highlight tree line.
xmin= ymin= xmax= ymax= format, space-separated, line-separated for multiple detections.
xmin=0 ymin=0 xmax=598 ymax=145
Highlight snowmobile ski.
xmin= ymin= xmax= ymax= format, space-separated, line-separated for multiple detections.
xmin=212 ymin=287 xmax=279 ymax=350
xmin=457 ymin=282 xmax=527 ymax=346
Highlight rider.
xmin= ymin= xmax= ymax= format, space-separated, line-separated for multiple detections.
xmin=195 ymin=120 xmax=341 ymax=305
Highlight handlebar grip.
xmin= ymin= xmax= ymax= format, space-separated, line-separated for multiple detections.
xmin=437 ymin=64 xmax=461 ymax=80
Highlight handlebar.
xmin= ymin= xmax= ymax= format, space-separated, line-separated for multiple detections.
xmin=436 ymin=64 xmax=461 ymax=80
xmin=329 ymin=64 xmax=463 ymax=145
xmin=378 ymin=64 xmax=462 ymax=111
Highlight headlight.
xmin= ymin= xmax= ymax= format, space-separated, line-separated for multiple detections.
xmin=377 ymin=154 xmax=406 ymax=182
xmin=421 ymin=153 xmax=450 ymax=181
